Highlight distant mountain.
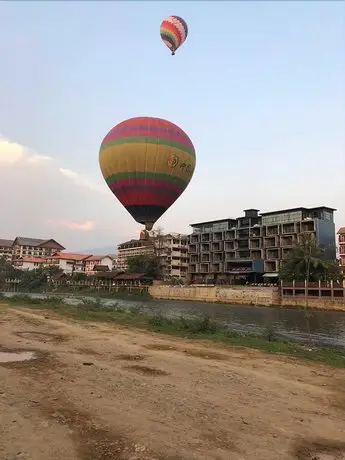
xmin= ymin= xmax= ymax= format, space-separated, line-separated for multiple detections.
xmin=74 ymin=246 xmax=117 ymax=256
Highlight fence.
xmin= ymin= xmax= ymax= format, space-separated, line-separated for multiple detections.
xmin=281 ymin=280 xmax=345 ymax=302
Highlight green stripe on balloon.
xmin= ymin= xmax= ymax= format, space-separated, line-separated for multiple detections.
xmin=105 ymin=171 xmax=189 ymax=188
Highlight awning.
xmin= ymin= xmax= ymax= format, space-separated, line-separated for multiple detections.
xmin=263 ymin=273 xmax=279 ymax=278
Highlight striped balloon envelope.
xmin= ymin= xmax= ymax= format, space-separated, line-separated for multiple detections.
xmin=99 ymin=117 xmax=196 ymax=231
xmin=160 ymin=16 xmax=188 ymax=55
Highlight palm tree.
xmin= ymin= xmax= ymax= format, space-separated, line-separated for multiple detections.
xmin=280 ymin=233 xmax=326 ymax=282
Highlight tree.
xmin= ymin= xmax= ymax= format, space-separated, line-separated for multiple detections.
xmin=0 ymin=257 xmax=21 ymax=282
xmin=150 ymin=227 xmax=165 ymax=256
xmin=127 ymin=254 xmax=162 ymax=279
xmin=279 ymin=233 xmax=342 ymax=282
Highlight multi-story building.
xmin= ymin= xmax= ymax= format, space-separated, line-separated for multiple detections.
xmin=337 ymin=227 xmax=345 ymax=274
xmin=12 ymin=237 xmax=65 ymax=260
xmin=13 ymin=257 xmax=45 ymax=271
xmin=84 ymin=255 xmax=115 ymax=275
xmin=188 ymin=207 xmax=336 ymax=284
xmin=0 ymin=239 xmax=14 ymax=262
xmin=117 ymin=238 xmax=155 ymax=271
xmin=156 ymin=233 xmax=189 ymax=280
xmin=45 ymin=252 xmax=91 ymax=274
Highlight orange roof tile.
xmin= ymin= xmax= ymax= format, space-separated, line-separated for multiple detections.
xmin=85 ymin=255 xmax=103 ymax=262
xmin=50 ymin=252 xmax=92 ymax=261
xmin=17 ymin=257 xmax=45 ymax=264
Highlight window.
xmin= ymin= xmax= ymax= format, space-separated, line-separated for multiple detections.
xmin=262 ymin=211 xmax=302 ymax=225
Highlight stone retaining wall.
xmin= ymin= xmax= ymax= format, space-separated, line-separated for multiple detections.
xmin=149 ymin=285 xmax=280 ymax=307
xmin=149 ymin=285 xmax=345 ymax=311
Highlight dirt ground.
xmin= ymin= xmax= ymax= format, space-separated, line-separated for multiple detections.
xmin=1 ymin=305 xmax=345 ymax=460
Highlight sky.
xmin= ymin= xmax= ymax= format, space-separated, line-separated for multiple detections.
xmin=0 ymin=1 xmax=344 ymax=252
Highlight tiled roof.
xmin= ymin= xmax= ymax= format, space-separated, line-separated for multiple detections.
xmin=337 ymin=227 xmax=345 ymax=235
xmin=86 ymin=255 xmax=103 ymax=262
xmin=0 ymin=239 xmax=13 ymax=248
xmin=14 ymin=237 xmax=64 ymax=249
xmin=51 ymin=252 xmax=91 ymax=261
xmin=86 ymin=255 xmax=115 ymax=262
xmin=16 ymin=257 xmax=45 ymax=263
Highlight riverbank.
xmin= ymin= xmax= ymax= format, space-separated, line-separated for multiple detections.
xmin=2 ymin=305 xmax=345 ymax=459
xmin=2 ymin=295 xmax=345 ymax=368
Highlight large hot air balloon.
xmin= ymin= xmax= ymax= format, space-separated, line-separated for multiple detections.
xmin=99 ymin=117 xmax=196 ymax=231
xmin=160 ymin=16 xmax=188 ymax=56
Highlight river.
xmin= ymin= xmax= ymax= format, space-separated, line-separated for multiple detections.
xmin=2 ymin=292 xmax=345 ymax=348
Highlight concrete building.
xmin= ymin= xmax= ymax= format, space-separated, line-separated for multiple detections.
xmin=84 ymin=255 xmax=115 ymax=275
xmin=45 ymin=252 xmax=91 ymax=274
xmin=188 ymin=206 xmax=336 ymax=284
xmin=13 ymin=257 xmax=45 ymax=271
xmin=156 ymin=233 xmax=189 ymax=280
xmin=0 ymin=239 xmax=14 ymax=262
xmin=117 ymin=239 xmax=155 ymax=271
xmin=12 ymin=237 xmax=65 ymax=260
xmin=337 ymin=227 xmax=345 ymax=274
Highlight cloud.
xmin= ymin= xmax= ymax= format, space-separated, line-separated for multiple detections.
xmin=59 ymin=167 xmax=107 ymax=194
xmin=0 ymin=135 xmax=136 ymax=250
xmin=50 ymin=220 xmax=96 ymax=231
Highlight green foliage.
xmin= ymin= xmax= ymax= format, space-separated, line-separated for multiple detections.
xmin=71 ymin=272 xmax=87 ymax=282
xmin=0 ymin=257 xmax=21 ymax=281
xmin=262 ymin=326 xmax=277 ymax=342
xmin=166 ymin=276 xmax=185 ymax=285
xmin=126 ymin=254 xmax=162 ymax=279
xmin=279 ymin=233 xmax=343 ymax=282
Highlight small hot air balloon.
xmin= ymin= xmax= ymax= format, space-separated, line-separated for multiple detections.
xmin=99 ymin=117 xmax=196 ymax=231
xmin=160 ymin=16 xmax=188 ymax=56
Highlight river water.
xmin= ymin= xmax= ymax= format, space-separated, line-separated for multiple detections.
xmin=2 ymin=292 xmax=345 ymax=348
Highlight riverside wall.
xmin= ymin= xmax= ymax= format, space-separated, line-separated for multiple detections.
xmin=149 ymin=285 xmax=280 ymax=307
xmin=148 ymin=285 xmax=345 ymax=311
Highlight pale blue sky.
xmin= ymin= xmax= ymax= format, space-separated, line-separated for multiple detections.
xmin=0 ymin=1 xmax=344 ymax=250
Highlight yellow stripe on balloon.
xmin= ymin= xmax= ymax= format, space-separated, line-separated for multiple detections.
xmin=99 ymin=143 xmax=195 ymax=183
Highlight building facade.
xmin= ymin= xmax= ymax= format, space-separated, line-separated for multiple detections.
xmin=338 ymin=227 xmax=345 ymax=274
xmin=13 ymin=257 xmax=45 ymax=271
xmin=84 ymin=255 xmax=115 ymax=275
xmin=117 ymin=239 xmax=155 ymax=271
xmin=45 ymin=252 xmax=91 ymax=274
xmin=0 ymin=239 xmax=14 ymax=262
xmin=188 ymin=207 xmax=336 ymax=284
xmin=156 ymin=233 xmax=189 ymax=280
xmin=12 ymin=237 xmax=65 ymax=260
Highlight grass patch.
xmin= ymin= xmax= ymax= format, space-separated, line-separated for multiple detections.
xmin=3 ymin=294 xmax=345 ymax=368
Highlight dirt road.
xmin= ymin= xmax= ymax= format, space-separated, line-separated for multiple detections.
xmin=1 ymin=305 xmax=345 ymax=460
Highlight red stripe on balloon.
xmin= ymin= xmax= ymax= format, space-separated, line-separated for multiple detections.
xmin=161 ymin=21 xmax=182 ymax=45
xmin=109 ymin=178 xmax=183 ymax=193
xmin=115 ymin=189 xmax=179 ymax=207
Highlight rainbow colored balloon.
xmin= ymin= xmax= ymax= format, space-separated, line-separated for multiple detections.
xmin=160 ymin=16 xmax=188 ymax=56
xmin=99 ymin=117 xmax=196 ymax=231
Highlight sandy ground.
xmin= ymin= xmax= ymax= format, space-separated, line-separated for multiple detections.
xmin=1 ymin=305 xmax=345 ymax=460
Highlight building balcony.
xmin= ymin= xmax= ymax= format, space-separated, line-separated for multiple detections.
xmin=199 ymin=263 xmax=210 ymax=273
xmin=265 ymin=225 xmax=280 ymax=236
xmin=201 ymin=243 xmax=210 ymax=252
xmin=263 ymin=236 xmax=279 ymax=248
xmin=224 ymin=230 xmax=236 ymax=241
xmin=201 ymin=233 xmax=211 ymax=242
xmin=211 ymin=263 xmax=223 ymax=273
xmin=264 ymin=260 xmax=278 ymax=273
xmin=224 ymin=251 xmax=236 ymax=261
xmin=212 ymin=231 xmax=224 ymax=242
xmin=211 ymin=242 xmax=223 ymax=251
xmin=266 ymin=249 xmax=280 ymax=260
xmin=224 ymin=241 xmax=235 ymax=251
